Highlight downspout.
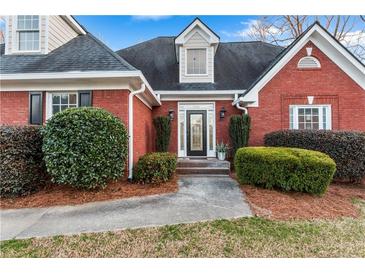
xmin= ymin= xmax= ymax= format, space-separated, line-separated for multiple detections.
xmin=234 ymin=94 xmax=248 ymax=114
xmin=128 ymin=83 xmax=146 ymax=180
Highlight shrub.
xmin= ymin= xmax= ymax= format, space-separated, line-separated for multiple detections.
xmin=134 ymin=152 xmax=177 ymax=184
xmin=0 ymin=126 xmax=47 ymax=197
xmin=234 ymin=147 xmax=336 ymax=195
xmin=42 ymin=107 xmax=128 ymax=189
xmin=264 ymin=130 xmax=365 ymax=181
xmin=229 ymin=114 xmax=251 ymax=156
xmin=153 ymin=116 xmax=171 ymax=152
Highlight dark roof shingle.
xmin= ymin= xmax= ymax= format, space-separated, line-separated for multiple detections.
xmin=1 ymin=34 xmax=136 ymax=74
xmin=117 ymin=37 xmax=283 ymax=90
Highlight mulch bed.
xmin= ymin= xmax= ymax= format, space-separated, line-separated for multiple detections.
xmin=0 ymin=177 xmax=179 ymax=209
xmin=239 ymin=178 xmax=365 ymax=221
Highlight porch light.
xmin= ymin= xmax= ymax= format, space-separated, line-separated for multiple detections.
xmin=219 ymin=107 xmax=226 ymax=119
xmin=168 ymin=109 xmax=175 ymax=120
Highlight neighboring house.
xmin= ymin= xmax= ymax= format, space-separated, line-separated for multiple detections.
xmin=1 ymin=16 xmax=365 ymax=178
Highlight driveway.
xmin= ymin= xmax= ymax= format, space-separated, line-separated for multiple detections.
xmin=0 ymin=176 xmax=252 ymax=240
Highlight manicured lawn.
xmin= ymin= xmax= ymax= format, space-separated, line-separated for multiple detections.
xmin=1 ymin=200 xmax=364 ymax=258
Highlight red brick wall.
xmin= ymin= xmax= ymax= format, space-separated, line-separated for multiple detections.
xmin=92 ymin=90 xmax=129 ymax=128
xmin=151 ymin=100 xmax=242 ymax=154
xmin=215 ymin=101 xmax=242 ymax=145
xmin=133 ymin=96 xmax=153 ymax=162
xmin=247 ymin=41 xmax=365 ymax=145
xmin=0 ymin=91 xmax=29 ymax=125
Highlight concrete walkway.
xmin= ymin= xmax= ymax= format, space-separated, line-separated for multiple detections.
xmin=0 ymin=176 xmax=252 ymax=240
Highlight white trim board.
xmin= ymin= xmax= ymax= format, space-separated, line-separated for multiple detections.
xmin=1 ymin=70 xmax=161 ymax=106
xmin=234 ymin=23 xmax=365 ymax=107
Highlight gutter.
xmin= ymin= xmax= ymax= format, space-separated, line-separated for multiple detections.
xmin=234 ymin=94 xmax=248 ymax=114
xmin=128 ymin=83 xmax=146 ymax=180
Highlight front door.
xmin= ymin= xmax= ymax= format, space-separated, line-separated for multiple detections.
xmin=187 ymin=110 xmax=207 ymax=156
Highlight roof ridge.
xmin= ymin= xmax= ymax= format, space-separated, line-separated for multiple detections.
xmin=87 ymin=32 xmax=137 ymax=70
xmin=221 ymin=40 xmax=284 ymax=48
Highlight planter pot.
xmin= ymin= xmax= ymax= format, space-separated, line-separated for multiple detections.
xmin=217 ymin=152 xmax=226 ymax=161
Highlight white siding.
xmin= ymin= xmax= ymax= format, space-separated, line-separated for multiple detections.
xmin=48 ymin=16 xmax=78 ymax=52
xmin=179 ymin=29 xmax=214 ymax=83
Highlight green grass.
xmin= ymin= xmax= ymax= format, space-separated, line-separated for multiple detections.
xmin=1 ymin=200 xmax=365 ymax=258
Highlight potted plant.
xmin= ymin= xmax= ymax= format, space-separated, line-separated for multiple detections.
xmin=216 ymin=141 xmax=229 ymax=161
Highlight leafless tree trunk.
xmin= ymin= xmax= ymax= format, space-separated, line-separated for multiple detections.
xmin=245 ymin=16 xmax=365 ymax=63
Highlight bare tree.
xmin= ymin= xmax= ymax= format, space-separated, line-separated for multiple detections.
xmin=0 ymin=16 xmax=5 ymax=44
xmin=245 ymin=16 xmax=365 ymax=63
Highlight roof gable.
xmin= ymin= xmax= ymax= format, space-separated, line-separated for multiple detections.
xmin=236 ymin=22 xmax=365 ymax=106
xmin=175 ymin=18 xmax=219 ymax=45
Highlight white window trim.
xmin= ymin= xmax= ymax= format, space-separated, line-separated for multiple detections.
xmin=46 ymin=91 xmax=78 ymax=120
xmin=178 ymin=102 xmax=216 ymax=157
xmin=290 ymin=104 xmax=332 ymax=130
xmin=12 ymin=15 xmax=42 ymax=54
xmin=184 ymin=47 xmax=209 ymax=76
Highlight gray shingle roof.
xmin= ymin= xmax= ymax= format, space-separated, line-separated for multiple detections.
xmin=117 ymin=37 xmax=283 ymax=91
xmin=0 ymin=33 xmax=136 ymax=74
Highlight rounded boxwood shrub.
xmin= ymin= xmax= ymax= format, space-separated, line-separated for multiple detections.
xmin=133 ymin=152 xmax=177 ymax=184
xmin=264 ymin=130 xmax=365 ymax=181
xmin=234 ymin=147 xmax=336 ymax=195
xmin=42 ymin=107 xmax=128 ymax=189
xmin=0 ymin=126 xmax=47 ymax=197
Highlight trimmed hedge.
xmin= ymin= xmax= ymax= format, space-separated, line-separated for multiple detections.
xmin=133 ymin=152 xmax=177 ymax=184
xmin=42 ymin=107 xmax=128 ymax=189
xmin=0 ymin=126 xmax=47 ymax=197
xmin=264 ymin=130 xmax=365 ymax=181
xmin=234 ymin=147 xmax=336 ymax=195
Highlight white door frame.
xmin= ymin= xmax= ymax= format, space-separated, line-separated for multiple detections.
xmin=177 ymin=102 xmax=216 ymax=157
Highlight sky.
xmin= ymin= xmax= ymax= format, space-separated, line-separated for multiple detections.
xmin=74 ymin=16 xmax=259 ymax=50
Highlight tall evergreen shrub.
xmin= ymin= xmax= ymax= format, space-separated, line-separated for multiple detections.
xmin=229 ymin=114 xmax=251 ymax=156
xmin=153 ymin=116 xmax=171 ymax=152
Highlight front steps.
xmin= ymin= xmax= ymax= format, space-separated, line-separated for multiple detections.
xmin=176 ymin=158 xmax=230 ymax=176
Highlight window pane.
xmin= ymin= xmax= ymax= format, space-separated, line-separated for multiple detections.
xmin=322 ymin=107 xmax=327 ymax=129
xmin=61 ymin=105 xmax=68 ymax=111
xmin=179 ymin=111 xmax=185 ymax=151
xmin=208 ymin=111 xmax=213 ymax=150
xmin=61 ymin=94 xmax=68 ymax=104
xmin=18 ymin=31 xmax=39 ymax=51
xmin=298 ymin=108 xmax=304 ymax=115
xmin=186 ymin=49 xmax=207 ymax=75
xmin=52 ymin=95 xmax=60 ymax=104
xmin=52 ymin=105 xmax=60 ymax=114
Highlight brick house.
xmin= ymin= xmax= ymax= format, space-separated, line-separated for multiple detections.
xmin=1 ymin=16 xmax=364 ymax=178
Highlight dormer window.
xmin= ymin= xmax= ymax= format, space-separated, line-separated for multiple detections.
xmin=16 ymin=15 xmax=40 ymax=51
xmin=186 ymin=48 xmax=207 ymax=75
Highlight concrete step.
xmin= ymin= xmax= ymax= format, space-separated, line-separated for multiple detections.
xmin=176 ymin=166 xmax=230 ymax=175
xmin=177 ymin=159 xmax=230 ymax=168
xmin=176 ymin=159 xmax=230 ymax=175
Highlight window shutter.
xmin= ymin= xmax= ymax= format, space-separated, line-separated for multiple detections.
xmin=29 ymin=92 xmax=43 ymax=125
xmin=78 ymin=91 xmax=92 ymax=107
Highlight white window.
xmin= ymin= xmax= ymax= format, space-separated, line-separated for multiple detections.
xmin=47 ymin=92 xmax=78 ymax=119
xmin=186 ymin=48 xmax=207 ymax=75
xmin=290 ymin=105 xmax=331 ymax=130
xmin=16 ymin=15 xmax=40 ymax=51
